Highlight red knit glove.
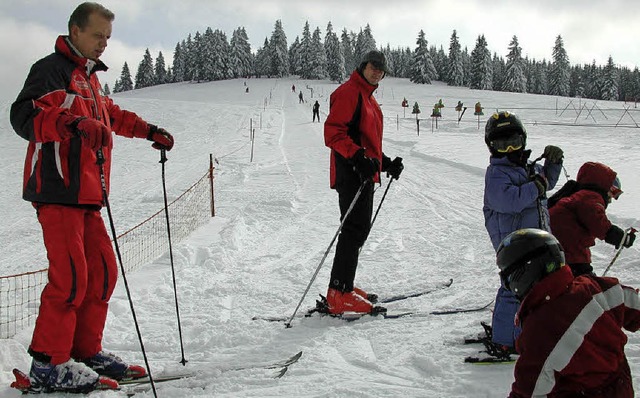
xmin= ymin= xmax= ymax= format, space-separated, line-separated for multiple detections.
xmin=147 ymin=124 xmax=174 ymax=151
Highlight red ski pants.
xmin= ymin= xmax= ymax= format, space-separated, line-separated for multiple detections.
xmin=30 ymin=205 xmax=118 ymax=364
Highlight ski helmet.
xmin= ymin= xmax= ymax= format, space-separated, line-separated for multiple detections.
xmin=485 ymin=111 xmax=527 ymax=154
xmin=496 ymin=229 xmax=565 ymax=300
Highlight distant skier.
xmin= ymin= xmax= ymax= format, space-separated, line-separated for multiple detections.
xmin=313 ymin=100 xmax=320 ymax=122
xmin=299 ymin=90 xmax=304 ymax=103
xmin=483 ymin=111 xmax=563 ymax=356
xmin=549 ymin=161 xmax=635 ymax=276
xmin=292 ymin=84 xmax=296 ymax=92
xmin=9 ymin=2 xmax=174 ymax=393
xmin=497 ymin=228 xmax=640 ymax=397
xmin=323 ymin=50 xmax=404 ymax=315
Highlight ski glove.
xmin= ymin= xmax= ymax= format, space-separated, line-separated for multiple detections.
xmin=384 ymin=157 xmax=404 ymax=180
xmin=532 ymin=174 xmax=548 ymax=198
xmin=351 ymin=149 xmax=380 ymax=181
xmin=605 ymin=225 xmax=635 ymax=249
xmin=543 ymin=145 xmax=563 ymax=163
xmin=147 ymin=124 xmax=174 ymax=151
xmin=70 ymin=117 xmax=112 ymax=152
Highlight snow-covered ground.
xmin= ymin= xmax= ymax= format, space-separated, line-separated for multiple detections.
xmin=1 ymin=76 xmax=639 ymax=397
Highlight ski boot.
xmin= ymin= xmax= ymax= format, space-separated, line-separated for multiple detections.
xmin=353 ymin=286 xmax=379 ymax=303
xmin=81 ymin=350 xmax=146 ymax=381
xmin=14 ymin=359 xmax=118 ymax=393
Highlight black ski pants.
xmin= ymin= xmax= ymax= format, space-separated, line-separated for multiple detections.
xmin=329 ymin=179 xmax=374 ymax=292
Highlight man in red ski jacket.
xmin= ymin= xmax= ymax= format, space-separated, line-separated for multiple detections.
xmin=549 ymin=162 xmax=635 ymax=276
xmin=323 ymin=50 xmax=403 ymax=314
xmin=10 ymin=2 xmax=174 ymax=393
xmin=496 ymin=229 xmax=640 ymax=397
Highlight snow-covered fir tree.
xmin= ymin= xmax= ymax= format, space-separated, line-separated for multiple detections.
xmin=549 ymin=35 xmax=570 ymax=96
xmin=432 ymin=46 xmax=447 ymax=80
xmin=135 ymin=48 xmax=155 ymax=89
xmin=172 ymin=42 xmax=185 ymax=83
xmin=154 ymin=51 xmax=167 ymax=85
xmin=569 ymin=65 xmax=585 ymax=98
xmin=353 ymin=24 xmax=376 ymax=65
xmin=340 ymin=29 xmax=356 ymax=73
xmin=269 ymin=20 xmax=289 ymax=77
xmin=288 ymin=36 xmax=302 ymax=75
xmin=409 ymin=30 xmax=436 ymax=84
xmin=113 ymin=79 xmax=121 ymax=93
xmin=446 ymin=30 xmax=464 ymax=86
xmin=469 ymin=34 xmax=492 ymax=90
xmin=492 ymin=53 xmax=505 ymax=91
xmin=298 ymin=22 xmax=313 ymax=79
xmin=308 ymin=27 xmax=327 ymax=79
xmin=208 ymin=28 xmax=233 ymax=80
xmin=183 ymin=34 xmax=196 ymax=81
xmin=118 ymin=62 xmax=133 ymax=92
xmin=601 ymin=55 xmax=619 ymax=100
xmin=230 ymin=27 xmax=253 ymax=78
xmin=254 ymin=38 xmax=271 ymax=77
xmin=502 ymin=36 xmax=527 ymax=93
xmin=324 ymin=22 xmax=346 ymax=82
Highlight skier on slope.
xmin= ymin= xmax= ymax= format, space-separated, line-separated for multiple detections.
xmin=549 ymin=161 xmax=635 ymax=276
xmin=323 ymin=50 xmax=404 ymax=314
xmin=10 ymin=2 xmax=173 ymax=393
xmin=497 ymin=228 xmax=640 ymax=397
xmin=482 ymin=111 xmax=563 ymax=355
xmin=313 ymin=100 xmax=320 ymax=122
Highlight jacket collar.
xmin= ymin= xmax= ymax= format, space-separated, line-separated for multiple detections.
xmin=350 ymin=70 xmax=378 ymax=97
xmin=55 ymin=35 xmax=108 ymax=76
xmin=516 ymin=265 xmax=573 ymax=325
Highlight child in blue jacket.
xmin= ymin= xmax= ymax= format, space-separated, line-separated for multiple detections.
xmin=483 ymin=111 xmax=563 ymax=353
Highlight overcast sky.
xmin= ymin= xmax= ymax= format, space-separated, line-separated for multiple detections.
xmin=1 ymin=0 xmax=639 ymax=103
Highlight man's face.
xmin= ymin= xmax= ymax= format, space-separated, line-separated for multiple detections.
xmin=70 ymin=12 xmax=112 ymax=61
xmin=362 ymin=62 xmax=384 ymax=86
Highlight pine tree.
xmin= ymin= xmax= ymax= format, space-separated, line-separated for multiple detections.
xmin=325 ymin=22 xmax=346 ymax=82
xmin=269 ymin=20 xmax=289 ymax=77
xmin=135 ymin=48 xmax=155 ymax=89
xmin=492 ymin=53 xmax=505 ymax=91
xmin=184 ymin=34 xmax=196 ymax=81
xmin=409 ymin=30 xmax=436 ymax=84
xmin=353 ymin=24 xmax=376 ymax=65
xmin=119 ymin=62 xmax=133 ymax=92
xmin=172 ymin=42 xmax=185 ymax=82
xmin=308 ymin=27 xmax=327 ymax=79
xmin=254 ymin=38 xmax=271 ymax=77
xmin=502 ymin=36 xmax=527 ymax=93
xmin=446 ymin=30 xmax=464 ymax=86
xmin=113 ymin=78 xmax=122 ymax=93
xmin=341 ymin=29 xmax=356 ymax=73
xmin=469 ymin=35 xmax=492 ymax=90
xmin=298 ymin=21 xmax=313 ymax=79
xmin=155 ymin=51 xmax=167 ymax=84
xmin=230 ymin=27 xmax=253 ymax=78
xmin=289 ymin=36 xmax=302 ymax=75
xmin=601 ymin=55 xmax=618 ymax=100
xmin=549 ymin=35 xmax=570 ymax=96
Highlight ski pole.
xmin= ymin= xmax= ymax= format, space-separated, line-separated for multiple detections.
xmin=159 ymin=148 xmax=188 ymax=366
xmin=602 ymin=227 xmax=637 ymax=276
xmin=96 ymin=149 xmax=157 ymax=398
xmin=285 ymin=179 xmax=370 ymax=328
xmin=370 ymin=177 xmax=394 ymax=230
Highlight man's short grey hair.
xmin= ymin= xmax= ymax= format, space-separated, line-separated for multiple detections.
xmin=68 ymin=2 xmax=114 ymax=33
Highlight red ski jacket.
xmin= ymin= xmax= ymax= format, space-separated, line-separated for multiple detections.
xmin=11 ymin=35 xmax=150 ymax=206
xmin=324 ymin=70 xmax=383 ymax=188
xmin=510 ymin=266 xmax=640 ymax=397
xmin=549 ymin=162 xmax=616 ymax=264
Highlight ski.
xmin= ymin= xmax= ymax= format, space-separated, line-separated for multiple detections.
xmin=118 ymin=372 xmax=194 ymax=385
xmin=430 ymin=299 xmax=494 ymax=315
xmin=379 ymin=278 xmax=453 ymax=303
xmin=253 ymin=310 xmax=414 ymax=323
xmin=465 ymin=356 xmax=516 ymax=364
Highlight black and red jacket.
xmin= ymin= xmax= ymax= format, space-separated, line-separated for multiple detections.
xmin=324 ymin=70 xmax=383 ymax=188
xmin=11 ymin=35 xmax=150 ymax=206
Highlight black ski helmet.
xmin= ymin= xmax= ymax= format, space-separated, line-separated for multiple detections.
xmin=485 ymin=111 xmax=527 ymax=154
xmin=496 ymin=229 xmax=565 ymax=300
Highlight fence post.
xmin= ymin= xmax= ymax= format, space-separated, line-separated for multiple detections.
xmin=214 ymin=153 xmax=216 ymax=217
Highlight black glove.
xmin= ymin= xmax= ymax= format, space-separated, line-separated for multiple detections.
xmin=147 ymin=124 xmax=174 ymax=151
xmin=532 ymin=174 xmax=548 ymax=197
xmin=351 ymin=149 xmax=380 ymax=181
xmin=543 ymin=145 xmax=563 ymax=163
xmin=605 ymin=225 xmax=635 ymax=249
xmin=386 ymin=157 xmax=404 ymax=180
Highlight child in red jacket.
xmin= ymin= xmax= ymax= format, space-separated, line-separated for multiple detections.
xmin=497 ymin=228 xmax=640 ymax=397
xmin=549 ymin=162 xmax=635 ymax=276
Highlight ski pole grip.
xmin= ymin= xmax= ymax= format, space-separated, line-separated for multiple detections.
xmin=160 ymin=148 xmax=168 ymax=164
